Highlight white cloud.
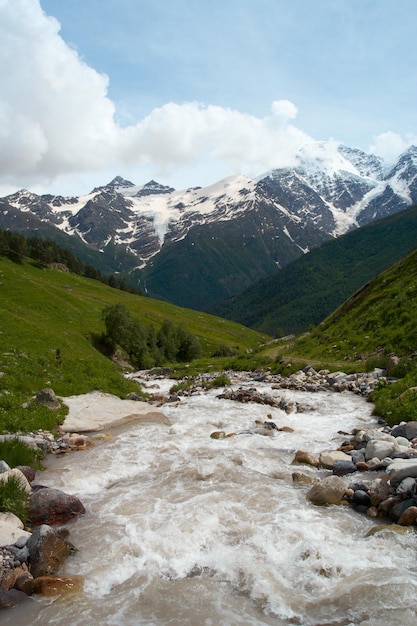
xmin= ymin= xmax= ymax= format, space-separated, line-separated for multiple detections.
xmin=0 ymin=0 xmax=117 ymax=177
xmin=0 ymin=0 xmax=317 ymax=193
xmin=369 ymin=131 xmax=417 ymax=163
xmin=122 ymin=101 xmax=311 ymax=175
xmin=2 ymin=0 xmax=413 ymax=196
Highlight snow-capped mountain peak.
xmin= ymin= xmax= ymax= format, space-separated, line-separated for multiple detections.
xmin=1 ymin=145 xmax=416 ymax=310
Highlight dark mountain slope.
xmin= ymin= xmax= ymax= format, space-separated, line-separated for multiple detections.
xmin=0 ymin=199 xmax=139 ymax=277
xmin=144 ymin=201 xmax=331 ymax=309
xmin=209 ymin=204 xmax=417 ymax=336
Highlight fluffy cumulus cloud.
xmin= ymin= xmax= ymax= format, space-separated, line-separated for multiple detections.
xmin=122 ymin=100 xmax=310 ymax=173
xmin=369 ymin=131 xmax=417 ymax=164
xmin=1 ymin=0 xmax=414 ymax=194
xmin=0 ymin=0 xmax=316 ymax=192
xmin=0 ymin=0 xmax=118 ymax=178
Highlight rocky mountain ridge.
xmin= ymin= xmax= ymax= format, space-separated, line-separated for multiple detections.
xmin=1 ymin=144 xmax=416 ymax=309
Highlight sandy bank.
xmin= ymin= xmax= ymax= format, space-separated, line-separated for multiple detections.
xmin=60 ymin=391 xmax=170 ymax=433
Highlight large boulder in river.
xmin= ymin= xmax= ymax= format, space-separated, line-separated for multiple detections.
xmin=319 ymin=450 xmax=352 ymax=469
xmin=26 ymin=525 xmax=76 ymax=579
xmin=28 ymin=487 xmax=85 ymax=526
xmin=306 ymin=475 xmax=351 ymax=506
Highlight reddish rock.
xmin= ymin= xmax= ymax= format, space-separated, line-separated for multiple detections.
xmin=14 ymin=571 xmax=35 ymax=595
xmin=64 ymin=434 xmax=91 ymax=450
xmin=292 ymin=450 xmax=319 ymax=467
xmin=0 ymin=570 xmax=15 ymax=591
xmin=27 ymin=524 xmax=77 ymax=579
xmin=378 ymin=496 xmax=402 ymax=515
xmin=398 ymin=505 xmax=417 ymax=526
xmin=28 ymin=487 xmax=85 ymax=526
xmin=369 ymin=478 xmax=391 ymax=507
xmin=33 ymin=575 xmax=83 ymax=596
xmin=15 ymin=465 xmax=36 ymax=483
xmin=356 ymin=462 xmax=369 ymax=472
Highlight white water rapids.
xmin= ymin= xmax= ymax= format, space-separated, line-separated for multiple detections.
xmin=5 ymin=375 xmax=417 ymax=625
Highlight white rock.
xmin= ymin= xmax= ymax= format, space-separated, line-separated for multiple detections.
xmin=0 ymin=468 xmax=32 ymax=493
xmin=365 ymin=439 xmax=395 ymax=461
xmin=387 ymin=459 xmax=417 ymax=483
xmin=394 ymin=436 xmax=411 ymax=447
xmin=0 ymin=512 xmax=31 ymax=547
xmin=393 ymin=444 xmax=412 ymax=456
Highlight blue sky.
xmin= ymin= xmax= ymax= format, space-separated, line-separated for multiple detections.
xmin=0 ymin=0 xmax=416 ymax=195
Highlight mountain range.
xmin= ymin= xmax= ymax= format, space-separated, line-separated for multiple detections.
xmin=1 ymin=143 xmax=416 ymax=310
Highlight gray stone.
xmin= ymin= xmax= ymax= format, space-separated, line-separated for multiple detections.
xmin=391 ymin=422 xmax=417 ymax=441
xmin=332 ymin=460 xmax=357 ymax=476
xmin=350 ymin=450 xmax=366 ymax=465
xmin=350 ymin=489 xmax=371 ymax=507
xmin=396 ymin=477 xmax=417 ymax=497
xmin=365 ymin=439 xmax=395 ymax=461
xmin=0 ymin=588 xmax=28 ymax=608
xmin=0 ymin=460 xmax=10 ymax=473
xmin=35 ymin=388 xmax=61 ymax=410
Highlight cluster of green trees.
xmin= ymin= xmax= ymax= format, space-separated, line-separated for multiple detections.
xmin=0 ymin=229 xmax=140 ymax=294
xmin=101 ymin=304 xmax=202 ymax=368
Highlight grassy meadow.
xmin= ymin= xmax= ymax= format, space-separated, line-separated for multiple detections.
xmin=0 ymin=256 xmax=268 ymax=433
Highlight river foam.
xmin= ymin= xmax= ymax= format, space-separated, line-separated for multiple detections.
xmin=5 ymin=376 xmax=417 ymax=625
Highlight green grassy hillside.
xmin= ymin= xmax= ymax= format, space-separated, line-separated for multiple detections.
xmin=211 ymin=204 xmax=417 ymax=336
xmin=0 ymin=256 xmax=267 ymax=432
xmin=287 ymin=249 xmax=417 ymax=424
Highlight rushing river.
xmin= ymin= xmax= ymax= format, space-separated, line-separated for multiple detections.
xmin=5 ymin=375 xmax=417 ymax=625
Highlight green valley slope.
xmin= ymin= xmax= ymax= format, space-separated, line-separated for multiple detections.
xmin=286 ymin=248 xmax=417 ymax=424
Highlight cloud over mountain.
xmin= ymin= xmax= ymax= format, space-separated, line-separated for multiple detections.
xmin=0 ymin=0 xmax=322 ymax=190
xmin=0 ymin=0 xmax=415 ymax=194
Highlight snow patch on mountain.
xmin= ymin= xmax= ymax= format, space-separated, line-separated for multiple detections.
xmin=2 ymin=144 xmax=416 ymax=273
xmin=124 ymin=175 xmax=256 ymax=243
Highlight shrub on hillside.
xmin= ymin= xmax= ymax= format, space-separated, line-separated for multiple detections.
xmin=101 ymin=304 xmax=202 ymax=368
